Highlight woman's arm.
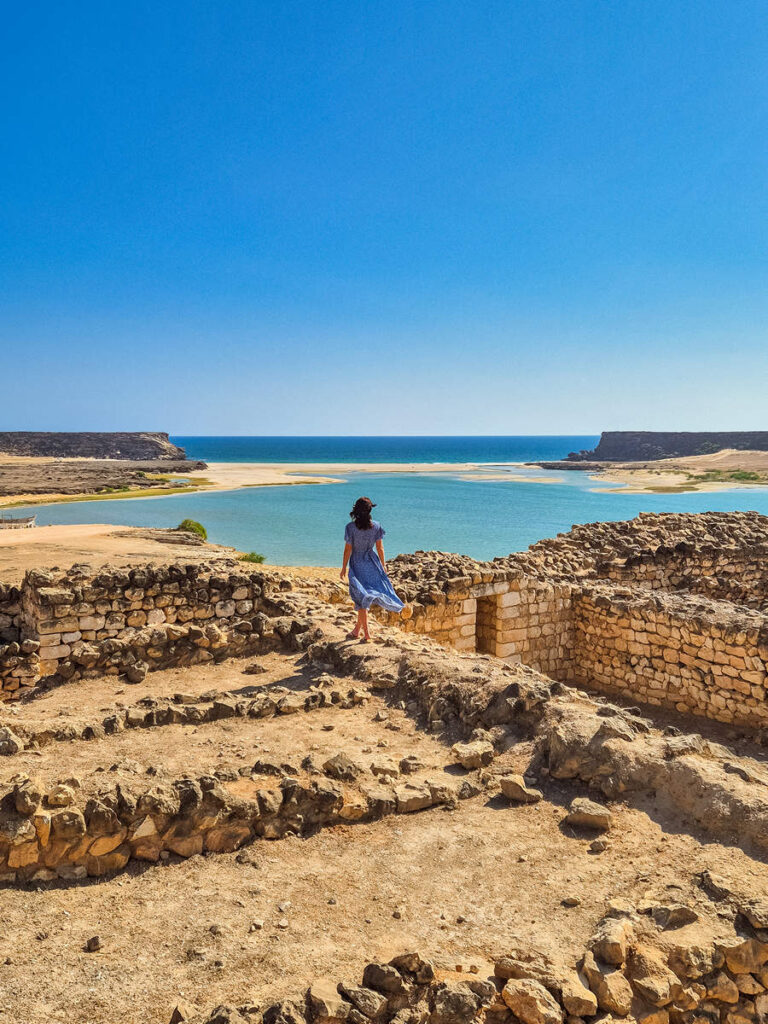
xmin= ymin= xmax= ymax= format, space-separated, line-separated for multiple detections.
xmin=340 ymin=542 xmax=352 ymax=579
xmin=375 ymin=538 xmax=385 ymax=569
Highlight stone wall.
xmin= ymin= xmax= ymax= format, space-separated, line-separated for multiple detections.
xmin=487 ymin=578 xmax=575 ymax=675
xmin=0 ymin=583 xmax=21 ymax=643
xmin=378 ymin=513 xmax=768 ymax=730
xmin=0 ymin=583 xmax=35 ymax=695
xmin=600 ymin=550 xmax=768 ymax=611
xmin=569 ymin=587 xmax=768 ymax=726
xmin=0 ymin=561 xmax=282 ymax=699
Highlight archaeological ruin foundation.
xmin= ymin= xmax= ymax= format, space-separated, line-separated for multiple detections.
xmin=380 ymin=512 xmax=768 ymax=728
xmin=2 ymin=510 xmax=768 ymax=1024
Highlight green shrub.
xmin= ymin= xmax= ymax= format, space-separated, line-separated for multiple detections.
xmin=730 ymin=470 xmax=760 ymax=482
xmin=177 ymin=519 xmax=207 ymax=540
xmin=239 ymin=551 xmax=265 ymax=563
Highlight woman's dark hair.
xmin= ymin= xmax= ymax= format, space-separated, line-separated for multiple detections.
xmin=350 ymin=496 xmax=376 ymax=530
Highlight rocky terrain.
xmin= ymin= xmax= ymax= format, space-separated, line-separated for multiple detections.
xmin=0 ymin=432 xmax=188 ymax=460
xmin=0 ymin=579 xmax=763 ymax=1021
xmin=0 ymin=514 xmax=767 ymax=1024
xmin=0 ymin=458 xmax=206 ymax=502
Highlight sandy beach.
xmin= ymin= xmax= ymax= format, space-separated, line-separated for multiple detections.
xmin=2 ymin=450 xmax=768 ymax=511
xmin=588 ymin=449 xmax=768 ymax=494
xmin=187 ymin=460 xmax=563 ymax=490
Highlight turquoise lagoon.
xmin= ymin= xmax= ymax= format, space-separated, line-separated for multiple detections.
xmin=12 ymin=459 xmax=768 ymax=566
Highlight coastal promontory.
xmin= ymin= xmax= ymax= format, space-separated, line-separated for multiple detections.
xmin=0 ymin=431 xmax=187 ymax=461
xmin=567 ymin=430 xmax=768 ymax=462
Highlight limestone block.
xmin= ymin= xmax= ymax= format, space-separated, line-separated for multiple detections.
xmin=38 ymin=644 xmax=70 ymax=660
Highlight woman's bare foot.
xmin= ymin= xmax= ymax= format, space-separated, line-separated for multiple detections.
xmin=346 ymin=630 xmax=359 ymax=640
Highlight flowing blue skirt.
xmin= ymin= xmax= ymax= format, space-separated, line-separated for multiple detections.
xmin=348 ymin=550 xmax=405 ymax=612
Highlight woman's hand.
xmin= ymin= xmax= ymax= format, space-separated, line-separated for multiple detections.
xmin=339 ymin=567 xmax=347 ymax=580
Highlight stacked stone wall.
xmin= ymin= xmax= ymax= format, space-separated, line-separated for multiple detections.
xmin=488 ymin=578 xmax=575 ymax=675
xmin=378 ymin=514 xmax=768 ymax=730
xmin=569 ymin=588 xmax=768 ymax=726
xmin=0 ymin=583 xmax=21 ymax=643
xmin=393 ymin=594 xmax=480 ymax=652
xmin=601 ymin=551 xmax=768 ymax=611
xmin=0 ymin=583 xmax=36 ymax=694
xmin=0 ymin=561 xmax=283 ymax=700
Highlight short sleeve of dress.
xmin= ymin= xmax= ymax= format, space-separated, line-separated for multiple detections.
xmin=375 ymin=523 xmax=385 ymax=541
xmin=344 ymin=522 xmax=353 ymax=544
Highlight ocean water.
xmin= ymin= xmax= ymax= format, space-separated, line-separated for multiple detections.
xmin=174 ymin=435 xmax=598 ymax=464
xmin=11 ymin=436 xmax=768 ymax=565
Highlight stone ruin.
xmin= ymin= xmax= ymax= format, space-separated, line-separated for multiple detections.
xmin=378 ymin=512 xmax=768 ymax=729
xmin=1 ymin=511 xmax=768 ymax=1024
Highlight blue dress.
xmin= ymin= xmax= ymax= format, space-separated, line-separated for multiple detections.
xmin=344 ymin=520 xmax=405 ymax=613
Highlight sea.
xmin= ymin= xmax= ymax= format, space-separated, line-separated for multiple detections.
xmin=12 ymin=436 xmax=768 ymax=566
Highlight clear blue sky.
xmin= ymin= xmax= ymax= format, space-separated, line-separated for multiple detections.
xmin=2 ymin=1 xmax=767 ymax=434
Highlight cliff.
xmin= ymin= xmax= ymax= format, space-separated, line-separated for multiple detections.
xmin=0 ymin=432 xmax=187 ymax=461
xmin=567 ymin=430 xmax=768 ymax=462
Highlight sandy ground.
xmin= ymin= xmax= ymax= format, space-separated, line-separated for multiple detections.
xmin=0 ymin=652 xmax=763 ymax=1024
xmin=0 ymin=525 xmax=240 ymax=584
xmin=589 ymin=449 xmax=768 ymax=493
xmin=3 ymin=449 xmax=768 ymax=510
xmin=0 ymin=458 xmax=563 ymax=509
xmin=186 ymin=461 xmax=559 ymax=490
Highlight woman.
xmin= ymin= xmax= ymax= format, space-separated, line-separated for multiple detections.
xmin=340 ymin=496 xmax=404 ymax=641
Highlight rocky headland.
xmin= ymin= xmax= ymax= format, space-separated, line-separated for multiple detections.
xmin=0 ymin=431 xmax=188 ymax=460
xmin=534 ymin=434 xmax=768 ymax=493
xmin=565 ymin=432 xmax=768 ymax=463
xmin=0 ymin=433 xmax=209 ymax=507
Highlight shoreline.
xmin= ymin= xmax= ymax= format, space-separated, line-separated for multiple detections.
xmin=3 ymin=450 xmax=768 ymax=511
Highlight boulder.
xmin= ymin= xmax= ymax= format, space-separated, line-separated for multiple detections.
xmin=560 ymin=972 xmax=597 ymax=1017
xmin=362 ymin=963 xmax=405 ymax=996
xmin=14 ymin=777 xmax=43 ymax=816
xmin=494 ymin=949 xmax=562 ymax=993
xmin=202 ymin=1007 xmax=251 ymax=1024
xmin=395 ymin=784 xmax=433 ymax=814
xmin=337 ymin=983 xmax=388 ymax=1018
xmin=501 ymin=979 xmax=563 ymax=1024
xmin=566 ymin=798 xmax=612 ymax=832
xmin=451 ymin=741 xmax=494 ymax=770
xmin=168 ymin=1004 xmax=195 ymax=1024
xmin=47 ymin=783 xmax=77 ymax=807
xmin=263 ymin=1001 xmax=308 ymax=1024
xmin=308 ymin=979 xmax=350 ymax=1022
xmin=705 ymin=973 xmax=740 ymax=1004
xmin=581 ymin=952 xmax=632 ymax=1016
xmin=0 ymin=726 xmax=24 ymax=755
xmin=432 ymin=982 xmax=483 ymax=1024
xmin=323 ymin=754 xmax=364 ymax=782
xmin=717 ymin=939 xmax=768 ymax=975
xmin=500 ymin=775 xmax=542 ymax=804
xmin=590 ymin=918 xmax=634 ymax=966
xmin=626 ymin=946 xmax=682 ymax=1007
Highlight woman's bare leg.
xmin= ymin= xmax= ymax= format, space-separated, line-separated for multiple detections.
xmin=359 ymin=608 xmax=370 ymax=640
